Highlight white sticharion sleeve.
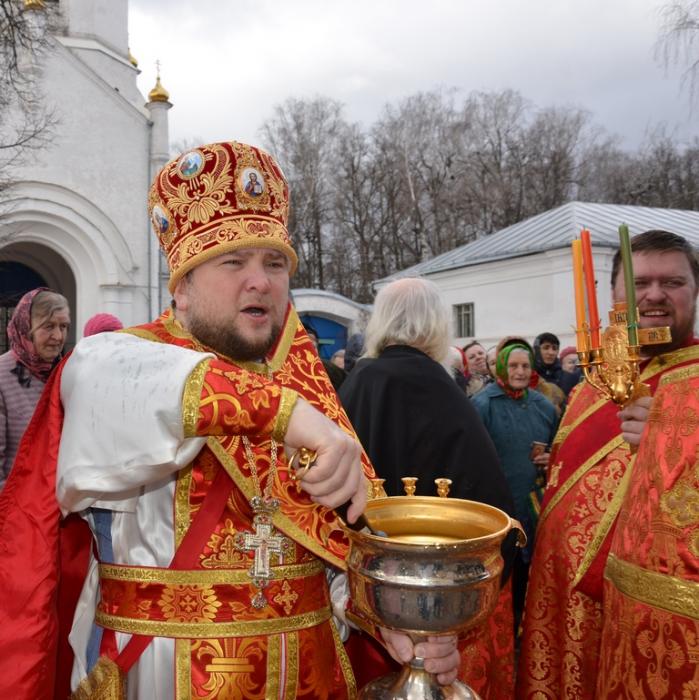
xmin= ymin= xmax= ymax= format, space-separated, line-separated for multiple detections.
xmin=56 ymin=332 xmax=212 ymax=514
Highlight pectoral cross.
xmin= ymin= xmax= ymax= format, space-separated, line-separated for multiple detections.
xmin=235 ymin=497 xmax=289 ymax=608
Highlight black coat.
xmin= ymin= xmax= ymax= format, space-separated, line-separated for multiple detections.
xmin=339 ymin=345 xmax=514 ymax=515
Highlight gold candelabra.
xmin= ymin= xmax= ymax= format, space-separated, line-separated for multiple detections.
xmin=576 ymin=302 xmax=670 ymax=406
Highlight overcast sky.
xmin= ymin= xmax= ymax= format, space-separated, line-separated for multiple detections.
xmin=128 ymin=0 xmax=697 ymax=151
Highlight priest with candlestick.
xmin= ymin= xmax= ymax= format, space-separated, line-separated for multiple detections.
xmin=517 ymin=228 xmax=699 ymax=699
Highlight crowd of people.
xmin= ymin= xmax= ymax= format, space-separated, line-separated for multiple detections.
xmin=0 ymin=138 xmax=696 ymax=700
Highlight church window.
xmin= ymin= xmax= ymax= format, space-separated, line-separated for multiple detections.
xmin=453 ymin=303 xmax=474 ymax=338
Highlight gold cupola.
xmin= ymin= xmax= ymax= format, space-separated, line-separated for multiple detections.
xmin=128 ymin=49 xmax=138 ymax=68
xmin=24 ymin=0 xmax=46 ymax=9
xmin=148 ymin=73 xmax=170 ymax=103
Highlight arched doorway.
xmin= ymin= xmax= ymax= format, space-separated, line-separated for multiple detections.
xmin=0 ymin=262 xmax=47 ymax=354
xmin=0 ymin=244 xmax=77 ymax=352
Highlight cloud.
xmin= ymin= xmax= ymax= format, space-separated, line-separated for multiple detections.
xmin=129 ymin=0 xmax=698 ymax=149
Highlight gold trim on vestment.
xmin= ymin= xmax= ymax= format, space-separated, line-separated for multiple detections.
xmin=266 ymin=633 xmax=281 ymax=698
xmin=99 ymin=559 xmax=323 ymax=585
xmin=69 ymin=655 xmax=125 ymax=700
xmin=286 ymin=632 xmax=300 ymax=698
xmin=659 ymin=362 xmax=699 ymax=385
xmin=540 ymin=435 xmax=626 ymax=525
xmin=271 ymin=387 xmax=297 ymax=442
xmin=174 ymin=467 xmax=192 ymax=548
xmin=175 ymin=639 xmax=191 ymax=700
xmin=605 ymin=553 xmax=699 ymax=621
xmin=207 ymin=437 xmax=347 ymax=570
xmin=571 ymin=461 xmax=634 ymax=588
xmin=122 ymin=326 xmax=163 ymax=343
xmin=96 ymin=607 xmax=331 ymax=638
xmin=182 ymin=359 xmax=210 ymax=438
xmin=331 ymin=616 xmax=358 ymax=696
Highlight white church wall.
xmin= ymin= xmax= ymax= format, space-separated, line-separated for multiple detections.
xmin=7 ymin=39 xmax=155 ymax=329
xmin=62 ymin=0 xmax=129 ymax=55
xmin=59 ymin=36 xmax=144 ymax=106
xmin=428 ymin=247 xmax=617 ymax=350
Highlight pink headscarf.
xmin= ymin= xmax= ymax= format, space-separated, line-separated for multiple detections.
xmin=83 ymin=313 xmax=123 ymax=337
xmin=7 ymin=288 xmax=56 ymax=384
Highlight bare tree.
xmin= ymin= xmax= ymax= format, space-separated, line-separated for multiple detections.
xmin=657 ymin=1 xmax=699 ymax=105
xmin=260 ymin=97 xmax=346 ymax=289
xmin=0 ymin=0 xmax=58 ymax=192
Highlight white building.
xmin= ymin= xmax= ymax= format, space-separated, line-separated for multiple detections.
xmin=376 ymin=201 xmax=699 ymax=349
xmin=291 ymin=288 xmax=371 ymax=359
xmin=0 ymin=0 xmax=171 ymax=349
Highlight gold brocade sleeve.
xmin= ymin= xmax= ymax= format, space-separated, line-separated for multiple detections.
xmin=183 ymin=357 xmax=297 ymax=440
xmin=182 ymin=359 xmax=211 ymax=437
xmin=271 ymin=387 xmax=297 ymax=442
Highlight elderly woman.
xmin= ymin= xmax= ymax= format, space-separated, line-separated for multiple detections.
xmin=0 ymin=288 xmax=70 ymax=489
xmin=339 ymin=277 xmax=517 ymax=698
xmin=472 ymin=340 xmax=558 ymax=630
xmin=340 ymin=277 xmax=512 ymax=507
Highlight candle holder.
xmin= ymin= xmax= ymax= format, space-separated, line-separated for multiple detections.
xmin=576 ymin=302 xmax=670 ymax=407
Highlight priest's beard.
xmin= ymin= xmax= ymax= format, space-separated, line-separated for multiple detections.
xmin=642 ymin=304 xmax=696 ymax=357
xmin=188 ymin=313 xmax=281 ymax=362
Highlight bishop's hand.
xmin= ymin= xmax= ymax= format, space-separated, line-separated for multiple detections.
xmin=283 ymin=397 xmax=367 ymax=524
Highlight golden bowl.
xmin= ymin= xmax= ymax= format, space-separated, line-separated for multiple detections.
xmin=346 ymin=496 xmax=521 ymax=637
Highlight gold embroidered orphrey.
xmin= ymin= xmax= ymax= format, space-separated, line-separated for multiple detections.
xmin=235 ymin=436 xmax=291 ymax=608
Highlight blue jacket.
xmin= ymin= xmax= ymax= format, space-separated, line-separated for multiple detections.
xmin=472 ymin=383 xmax=558 ymax=525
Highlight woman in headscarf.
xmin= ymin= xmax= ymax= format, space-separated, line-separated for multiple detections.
xmin=0 ymin=288 xmax=70 ymax=489
xmin=472 ymin=340 xmax=558 ymax=631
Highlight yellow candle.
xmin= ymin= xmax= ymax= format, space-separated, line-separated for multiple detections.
xmin=572 ymin=239 xmax=588 ymax=350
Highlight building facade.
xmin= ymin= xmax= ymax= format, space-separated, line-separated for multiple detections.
xmin=0 ymin=0 xmax=170 ymax=349
xmin=377 ymin=201 xmax=699 ymax=349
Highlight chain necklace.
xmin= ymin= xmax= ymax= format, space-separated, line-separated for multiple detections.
xmin=234 ymin=434 xmax=290 ymax=609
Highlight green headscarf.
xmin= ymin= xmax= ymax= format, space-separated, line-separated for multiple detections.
xmin=495 ymin=343 xmax=534 ymax=398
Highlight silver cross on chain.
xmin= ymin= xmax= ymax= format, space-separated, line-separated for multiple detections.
xmin=235 ymin=496 xmax=291 ymax=608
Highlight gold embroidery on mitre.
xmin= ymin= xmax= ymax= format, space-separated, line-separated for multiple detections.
xmin=163 ymin=144 xmax=236 ymax=236
xmin=233 ymin=143 xmax=272 ymax=211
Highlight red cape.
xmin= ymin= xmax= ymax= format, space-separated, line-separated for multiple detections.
xmin=0 ymin=360 xmax=92 ymax=699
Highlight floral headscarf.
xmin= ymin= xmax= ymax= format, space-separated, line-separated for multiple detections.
xmin=7 ymin=288 xmax=57 ymax=386
xmin=495 ymin=343 xmax=534 ymax=400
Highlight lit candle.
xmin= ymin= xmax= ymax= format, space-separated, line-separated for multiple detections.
xmin=618 ymin=224 xmax=638 ymax=346
xmin=580 ymin=229 xmax=601 ymax=348
xmin=571 ymin=239 xmax=588 ymax=351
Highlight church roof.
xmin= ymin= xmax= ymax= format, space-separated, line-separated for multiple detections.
xmin=380 ymin=201 xmax=699 ymax=281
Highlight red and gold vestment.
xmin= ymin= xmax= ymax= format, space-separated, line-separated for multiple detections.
xmin=517 ymin=341 xmax=699 ymax=699
xmin=596 ymin=363 xmax=699 ymax=698
xmin=0 ymin=305 xmax=374 ymax=699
